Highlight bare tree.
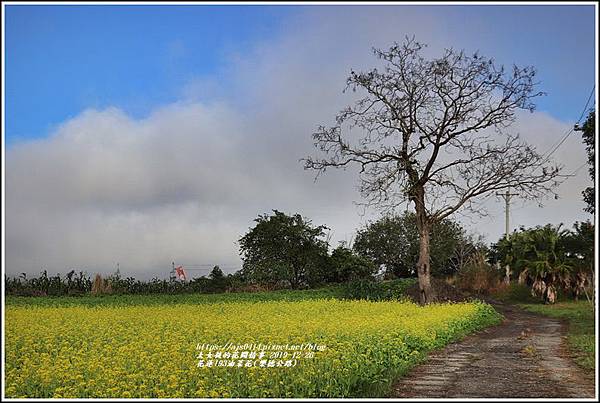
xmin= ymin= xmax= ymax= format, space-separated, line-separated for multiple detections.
xmin=304 ymin=38 xmax=563 ymax=304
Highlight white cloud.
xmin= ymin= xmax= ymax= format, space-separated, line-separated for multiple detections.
xmin=5 ymin=101 xmax=365 ymax=278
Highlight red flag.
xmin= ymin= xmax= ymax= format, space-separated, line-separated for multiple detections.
xmin=175 ymin=266 xmax=187 ymax=281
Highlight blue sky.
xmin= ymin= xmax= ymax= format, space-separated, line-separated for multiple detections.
xmin=5 ymin=5 xmax=293 ymax=144
xmin=5 ymin=4 xmax=596 ymax=145
xmin=4 ymin=4 xmax=596 ymax=276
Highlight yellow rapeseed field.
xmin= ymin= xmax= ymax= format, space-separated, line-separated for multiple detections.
xmin=5 ymin=298 xmax=500 ymax=397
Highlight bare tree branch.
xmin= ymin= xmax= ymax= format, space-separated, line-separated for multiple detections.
xmin=302 ymin=38 xmax=562 ymax=304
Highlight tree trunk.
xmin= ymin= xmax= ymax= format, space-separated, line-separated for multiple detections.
xmin=414 ymin=187 xmax=436 ymax=305
xmin=289 ymin=265 xmax=300 ymax=289
xmin=504 ymin=264 xmax=511 ymax=284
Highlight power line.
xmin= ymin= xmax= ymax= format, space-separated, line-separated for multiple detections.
xmin=541 ymin=85 xmax=595 ymax=163
xmin=546 ymin=161 xmax=590 ymax=200
xmin=575 ymin=85 xmax=596 ymax=123
xmin=541 ymin=128 xmax=574 ymax=161
xmin=565 ymin=161 xmax=589 ymax=177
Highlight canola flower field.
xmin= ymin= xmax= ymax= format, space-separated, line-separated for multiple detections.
xmin=5 ymin=293 xmax=501 ymax=398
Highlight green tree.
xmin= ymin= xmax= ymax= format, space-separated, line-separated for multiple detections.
xmin=353 ymin=212 xmax=467 ymax=278
xmin=238 ymin=210 xmax=330 ymax=289
xmin=567 ymin=221 xmax=594 ymax=270
xmin=208 ymin=265 xmax=227 ymax=292
xmin=328 ymin=245 xmax=377 ymax=283
xmin=489 ymin=231 xmax=530 ymax=283
xmin=580 ymin=110 xmax=595 ymax=214
xmin=563 ymin=221 xmax=594 ymax=302
xmin=492 ymin=224 xmax=577 ymax=304
xmin=209 ymin=265 xmax=225 ymax=280
xmin=517 ymin=224 xmax=572 ymax=304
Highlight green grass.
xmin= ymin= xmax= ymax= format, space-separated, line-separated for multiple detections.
xmin=520 ymin=300 xmax=595 ymax=371
xmin=491 ymin=283 xmax=539 ymax=303
xmin=342 ymin=278 xmax=418 ymax=301
xmin=4 ymin=286 xmax=345 ymax=307
xmin=4 ymin=278 xmax=420 ymax=308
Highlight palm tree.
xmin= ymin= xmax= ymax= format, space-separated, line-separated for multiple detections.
xmin=516 ymin=224 xmax=573 ymax=304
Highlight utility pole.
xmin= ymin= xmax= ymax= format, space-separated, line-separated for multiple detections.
xmin=496 ymin=189 xmax=519 ymax=284
xmin=170 ymin=262 xmax=176 ymax=282
xmin=496 ymin=190 xmax=519 ymax=239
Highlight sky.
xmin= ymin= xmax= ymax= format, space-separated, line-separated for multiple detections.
xmin=3 ymin=4 xmax=597 ymax=279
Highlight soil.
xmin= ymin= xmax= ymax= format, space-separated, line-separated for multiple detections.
xmin=392 ymin=300 xmax=596 ymax=398
xmin=404 ymin=277 xmax=468 ymax=303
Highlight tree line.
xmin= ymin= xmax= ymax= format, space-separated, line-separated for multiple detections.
xmin=237 ymin=209 xmax=487 ymax=288
xmin=8 ymin=208 xmax=592 ymax=305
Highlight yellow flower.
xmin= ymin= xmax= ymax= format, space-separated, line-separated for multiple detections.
xmin=5 ymin=296 xmax=499 ymax=398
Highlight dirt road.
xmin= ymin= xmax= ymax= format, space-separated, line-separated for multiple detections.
xmin=392 ymin=302 xmax=596 ymax=398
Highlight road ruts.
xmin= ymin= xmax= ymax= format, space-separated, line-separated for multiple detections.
xmin=392 ymin=302 xmax=596 ymax=399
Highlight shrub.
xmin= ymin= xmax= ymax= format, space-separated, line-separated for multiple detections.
xmin=342 ymin=278 xmax=417 ymax=301
xmin=491 ymin=282 xmax=538 ymax=303
xmin=455 ymin=252 xmax=500 ymax=294
xmin=91 ymin=274 xmax=112 ymax=296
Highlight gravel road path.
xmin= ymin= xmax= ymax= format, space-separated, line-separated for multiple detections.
xmin=392 ymin=302 xmax=596 ymax=398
